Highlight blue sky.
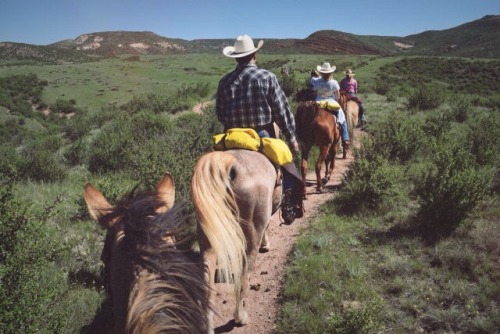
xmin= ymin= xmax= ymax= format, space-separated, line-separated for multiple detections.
xmin=1 ymin=0 xmax=499 ymax=45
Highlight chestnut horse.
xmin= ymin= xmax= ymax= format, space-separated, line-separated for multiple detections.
xmin=84 ymin=173 xmax=210 ymax=334
xmin=295 ymin=89 xmax=341 ymax=197
xmin=339 ymin=91 xmax=359 ymax=145
xmin=191 ymin=150 xmax=282 ymax=333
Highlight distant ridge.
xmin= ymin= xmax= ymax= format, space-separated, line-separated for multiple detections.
xmin=1 ymin=15 xmax=498 ymax=63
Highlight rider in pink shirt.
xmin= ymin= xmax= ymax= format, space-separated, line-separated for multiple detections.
xmin=340 ymin=69 xmax=366 ymax=124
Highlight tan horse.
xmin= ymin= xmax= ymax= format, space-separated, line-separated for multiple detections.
xmin=295 ymin=89 xmax=341 ymax=197
xmin=84 ymin=173 xmax=210 ymax=334
xmin=191 ymin=150 xmax=282 ymax=333
xmin=339 ymin=91 xmax=360 ymax=147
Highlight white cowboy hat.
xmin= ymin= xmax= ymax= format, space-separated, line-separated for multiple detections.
xmin=223 ymin=34 xmax=264 ymax=58
xmin=317 ymin=62 xmax=336 ymax=74
xmin=345 ymin=69 xmax=356 ymax=76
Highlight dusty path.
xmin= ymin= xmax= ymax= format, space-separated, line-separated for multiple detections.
xmin=212 ymin=136 xmax=358 ymax=334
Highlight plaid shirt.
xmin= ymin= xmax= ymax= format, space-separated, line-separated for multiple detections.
xmin=216 ymin=63 xmax=296 ymax=143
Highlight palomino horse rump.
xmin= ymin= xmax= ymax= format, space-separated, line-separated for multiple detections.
xmin=191 ymin=150 xmax=282 ymax=332
xmin=339 ymin=92 xmax=359 ymax=145
xmin=84 ymin=173 xmax=209 ymax=334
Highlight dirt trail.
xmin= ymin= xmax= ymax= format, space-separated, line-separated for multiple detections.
xmin=212 ymin=134 xmax=358 ymax=333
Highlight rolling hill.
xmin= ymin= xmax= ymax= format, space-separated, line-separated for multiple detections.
xmin=0 ymin=15 xmax=498 ymax=63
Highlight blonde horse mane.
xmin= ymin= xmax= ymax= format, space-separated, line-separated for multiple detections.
xmin=84 ymin=175 xmax=209 ymax=334
xmin=191 ymin=151 xmax=246 ymax=299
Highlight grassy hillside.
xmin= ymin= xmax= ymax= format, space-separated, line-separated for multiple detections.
xmin=1 ymin=15 xmax=498 ymax=64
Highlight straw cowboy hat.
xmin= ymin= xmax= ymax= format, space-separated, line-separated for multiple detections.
xmin=223 ymin=34 xmax=264 ymax=58
xmin=345 ymin=69 xmax=356 ymax=76
xmin=316 ymin=62 xmax=336 ymax=74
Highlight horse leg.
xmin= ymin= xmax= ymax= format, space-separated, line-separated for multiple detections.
xmin=259 ymin=228 xmax=270 ymax=253
xmin=342 ymin=140 xmax=350 ymax=159
xmin=301 ymin=147 xmax=311 ymax=199
xmin=325 ymin=144 xmax=337 ymax=184
xmin=316 ymin=146 xmax=329 ymax=192
xmin=234 ymin=255 xmax=250 ymax=325
xmin=201 ymin=246 xmax=217 ymax=334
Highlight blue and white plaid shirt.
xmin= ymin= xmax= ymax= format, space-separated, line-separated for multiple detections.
xmin=216 ymin=63 xmax=296 ymax=143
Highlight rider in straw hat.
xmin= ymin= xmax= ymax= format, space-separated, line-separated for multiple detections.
xmin=310 ymin=62 xmax=350 ymax=146
xmin=216 ymin=34 xmax=304 ymax=224
xmin=340 ymin=68 xmax=367 ymax=125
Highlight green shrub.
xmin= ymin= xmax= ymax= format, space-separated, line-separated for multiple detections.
xmin=53 ymin=99 xmax=77 ymax=114
xmin=449 ymin=96 xmax=471 ymax=123
xmin=423 ymin=110 xmax=453 ymax=139
xmin=0 ymin=175 xmax=70 ymax=333
xmin=334 ymin=138 xmax=404 ymax=215
xmin=374 ymin=80 xmax=389 ymax=95
xmin=413 ymin=140 xmax=493 ymax=235
xmin=87 ymin=112 xmax=139 ymax=173
xmin=374 ymin=110 xmax=426 ymax=162
xmin=407 ymin=84 xmax=444 ymax=110
xmin=0 ymin=146 xmax=22 ymax=177
xmin=18 ymin=135 xmax=67 ymax=182
xmin=279 ymin=72 xmax=300 ymax=97
xmin=468 ymin=112 xmax=500 ymax=167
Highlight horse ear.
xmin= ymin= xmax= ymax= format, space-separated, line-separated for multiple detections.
xmin=83 ymin=183 xmax=113 ymax=224
xmin=155 ymin=172 xmax=175 ymax=213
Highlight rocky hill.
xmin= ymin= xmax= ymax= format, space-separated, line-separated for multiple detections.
xmin=0 ymin=15 xmax=498 ymax=63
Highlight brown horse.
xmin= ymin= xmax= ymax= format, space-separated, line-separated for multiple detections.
xmin=191 ymin=150 xmax=282 ymax=333
xmin=84 ymin=173 xmax=210 ymax=334
xmin=295 ymin=95 xmax=341 ymax=198
xmin=339 ymin=91 xmax=359 ymax=144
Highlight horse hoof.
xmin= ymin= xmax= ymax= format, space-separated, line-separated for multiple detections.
xmin=321 ymin=177 xmax=328 ymax=185
xmin=259 ymin=245 xmax=270 ymax=253
xmin=235 ymin=310 xmax=249 ymax=326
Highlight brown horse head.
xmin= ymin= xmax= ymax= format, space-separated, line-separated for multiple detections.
xmin=295 ymin=87 xmax=317 ymax=102
xmin=84 ymin=173 xmax=210 ymax=334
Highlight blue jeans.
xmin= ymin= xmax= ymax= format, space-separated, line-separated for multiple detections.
xmin=332 ymin=111 xmax=350 ymax=142
xmin=340 ymin=121 xmax=349 ymax=142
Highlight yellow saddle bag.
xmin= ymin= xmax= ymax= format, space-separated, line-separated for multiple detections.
xmin=213 ymin=128 xmax=293 ymax=166
xmin=316 ymin=100 xmax=341 ymax=111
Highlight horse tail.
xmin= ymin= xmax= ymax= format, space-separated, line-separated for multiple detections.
xmin=346 ymin=105 xmax=355 ymax=140
xmin=191 ymin=151 xmax=246 ymax=298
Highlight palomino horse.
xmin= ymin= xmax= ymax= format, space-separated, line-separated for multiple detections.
xmin=295 ymin=88 xmax=341 ymax=198
xmin=191 ymin=150 xmax=282 ymax=332
xmin=339 ymin=91 xmax=360 ymax=148
xmin=84 ymin=173 xmax=210 ymax=334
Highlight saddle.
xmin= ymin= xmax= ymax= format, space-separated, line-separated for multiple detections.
xmin=346 ymin=95 xmax=363 ymax=104
xmin=212 ymin=128 xmax=302 ymax=190
xmin=316 ymin=100 xmax=341 ymax=112
xmin=213 ymin=128 xmax=293 ymax=166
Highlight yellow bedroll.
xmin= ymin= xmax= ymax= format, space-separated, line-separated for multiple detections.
xmin=316 ymin=100 xmax=341 ymax=111
xmin=213 ymin=128 xmax=293 ymax=166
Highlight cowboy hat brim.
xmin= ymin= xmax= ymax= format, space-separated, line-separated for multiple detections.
xmin=223 ymin=40 xmax=264 ymax=58
xmin=317 ymin=65 xmax=336 ymax=73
